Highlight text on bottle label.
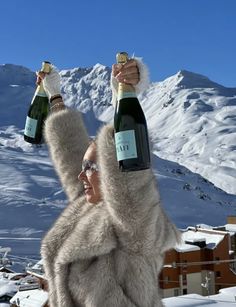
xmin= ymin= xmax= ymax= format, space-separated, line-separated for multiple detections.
xmin=24 ymin=116 xmax=37 ymax=138
xmin=115 ymin=130 xmax=138 ymax=161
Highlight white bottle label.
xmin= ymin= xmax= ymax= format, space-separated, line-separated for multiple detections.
xmin=115 ymin=130 xmax=137 ymax=161
xmin=24 ymin=116 xmax=37 ymax=138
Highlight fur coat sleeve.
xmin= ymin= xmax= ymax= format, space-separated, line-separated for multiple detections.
xmin=96 ymin=125 xmax=181 ymax=255
xmin=44 ymin=108 xmax=90 ymax=202
xmin=97 ymin=56 xmax=180 ymax=254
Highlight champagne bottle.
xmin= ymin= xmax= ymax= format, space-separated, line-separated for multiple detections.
xmin=114 ymin=52 xmax=150 ymax=171
xmin=24 ymin=61 xmax=51 ymax=144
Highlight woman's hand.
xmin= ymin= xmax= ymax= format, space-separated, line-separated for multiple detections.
xmin=112 ymin=59 xmax=140 ymax=86
xmin=36 ymin=67 xmax=61 ymax=99
xmin=36 ymin=67 xmax=65 ymax=112
xmin=36 ymin=71 xmax=45 ymax=85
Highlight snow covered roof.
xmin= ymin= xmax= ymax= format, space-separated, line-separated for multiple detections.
xmin=31 ymin=259 xmax=43 ymax=270
xmin=163 ymin=286 xmax=236 ymax=306
xmin=175 ymin=228 xmax=226 ymax=252
xmin=224 ymin=224 xmax=236 ymax=233
xmin=196 ymin=224 xmax=213 ymax=229
xmin=0 ymin=274 xmax=18 ymax=297
xmin=0 ymin=272 xmax=26 ymax=281
xmin=10 ymin=289 xmax=48 ymax=307
xmin=175 ymin=243 xmax=200 ymax=253
xmin=182 ymin=229 xmax=225 ymax=249
xmin=0 ymin=267 xmax=14 ymax=273
xmin=26 ymin=259 xmax=45 ymax=278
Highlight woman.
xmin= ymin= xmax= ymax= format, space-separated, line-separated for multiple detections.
xmin=40 ymin=58 xmax=180 ymax=307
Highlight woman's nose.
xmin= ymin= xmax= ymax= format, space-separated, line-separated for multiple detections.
xmin=78 ymin=170 xmax=86 ymax=181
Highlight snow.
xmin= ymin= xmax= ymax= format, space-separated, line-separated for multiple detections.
xmin=26 ymin=260 xmax=44 ymax=278
xmin=0 ymin=280 xmax=17 ymax=297
xmin=0 ymin=273 xmax=19 ymax=298
xmin=175 ymin=227 xmax=226 ymax=252
xmin=182 ymin=228 xmax=225 ymax=249
xmin=225 ymin=224 xmax=236 ymax=233
xmin=10 ymin=288 xmax=48 ymax=307
xmin=0 ymin=63 xmax=236 ymax=268
xmin=143 ymin=70 xmax=236 ymax=195
xmin=163 ymin=287 xmax=236 ymax=306
xmin=175 ymin=243 xmax=200 ymax=253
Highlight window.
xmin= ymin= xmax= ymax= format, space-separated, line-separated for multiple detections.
xmin=164 ymin=276 xmax=170 ymax=284
xmin=183 ymin=260 xmax=187 ymax=270
xmin=174 ymin=289 xmax=179 ymax=296
xmin=216 ymin=271 xmax=221 ymax=278
xmin=183 ymin=288 xmax=188 ymax=295
xmin=230 ymin=262 xmax=236 ymax=272
xmin=182 ymin=274 xmax=187 ymax=285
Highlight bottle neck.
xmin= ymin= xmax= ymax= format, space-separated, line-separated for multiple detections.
xmin=118 ymin=83 xmax=136 ymax=100
xmin=35 ymin=82 xmax=47 ymax=97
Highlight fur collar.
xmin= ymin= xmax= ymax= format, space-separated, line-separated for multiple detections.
xmin=41 ymin=199 xmax=117 ymax=265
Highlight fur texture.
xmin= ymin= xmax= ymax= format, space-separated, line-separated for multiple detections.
xmin=41 ymin=65 xmax=180 ymax=307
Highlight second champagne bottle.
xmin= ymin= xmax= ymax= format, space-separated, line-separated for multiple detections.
xmin=24 ymin=61 xmax=52 ymax=144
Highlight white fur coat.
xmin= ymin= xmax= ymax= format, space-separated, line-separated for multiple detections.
xmin=41 ymin=61 xmax=180 ymax=307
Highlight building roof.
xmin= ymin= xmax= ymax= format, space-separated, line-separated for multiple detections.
xmin=224 ymin=224 xmax=236 ymax=233
xmin=10 ymin=289 xmax=48 ymax=307
xmin=0 ymin=274 xmax=18 ymax=297
xmin=0 ymin=267 xmax=15 ymax=273
xmin=163 ymin=286 xmax=236 ymax=306
xmin=174 ymin=227 xmax=226 ymax=253
xmin=184 ymin=229 xmax=224 ymax=249
xmin=26 ymin=259 xmax=45 ymax=279
xmin=30 ymin=259 xmax=43 ymax=270
xmin=175 ymin=243 xmax=200 ymax=253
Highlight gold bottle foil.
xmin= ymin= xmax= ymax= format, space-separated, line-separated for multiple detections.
xmin=116 ymin=52 xmax=136 ymax=98
xmin=116 ymin=52 xmax=129 ymax=64
xmin=118 ymin=83 xmax=135 ymax=94
xmin=41 ymin=61 xmax=52 ymax=74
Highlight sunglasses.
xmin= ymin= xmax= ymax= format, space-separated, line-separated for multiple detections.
xmin=82 ymin=159 xmax=99 ymax=176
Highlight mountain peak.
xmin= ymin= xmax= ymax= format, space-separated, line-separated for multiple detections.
xmin=0 ymin=63 xmax=35 ymax=86
xmin=92 ymin=63 xmax=107 ymax=71
xmin=175 ymin=69 xmax=224 ymax=89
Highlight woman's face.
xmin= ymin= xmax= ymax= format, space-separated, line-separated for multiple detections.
xmin=78 ymin=143 xmax=102 ymax=204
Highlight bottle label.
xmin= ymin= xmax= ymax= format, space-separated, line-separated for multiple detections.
xmin=24 ymin=116 xmax=37 ymax=138
xmin=115 ymin=130 xmax=137 ymax=161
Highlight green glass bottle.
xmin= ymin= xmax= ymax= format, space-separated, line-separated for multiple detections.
xmin=114 ymin=52 xmax=150 ymax=171
xmin=24 ymin=61 xmax=51 ymax=144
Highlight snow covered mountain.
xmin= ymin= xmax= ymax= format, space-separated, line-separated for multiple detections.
xmin=0 ymin=63 xmax=236 ymax=264
xmin=143 ymin=70 xmax=236 ymax=195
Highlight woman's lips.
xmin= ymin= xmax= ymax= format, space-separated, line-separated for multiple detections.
xmin=84 ymin=186 xmax=92 ymax=193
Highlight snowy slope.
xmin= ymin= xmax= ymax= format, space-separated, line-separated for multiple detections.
xmin=0 ymin=64 xmax=35 ymax=128
xmin=142 ymin=70 xmax=236 ymax=194
xmin=0 ymin=63 xmax=236 ymax=263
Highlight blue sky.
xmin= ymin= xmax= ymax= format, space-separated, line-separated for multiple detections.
xmin=0 ymin=0 xmax=235 ymax=87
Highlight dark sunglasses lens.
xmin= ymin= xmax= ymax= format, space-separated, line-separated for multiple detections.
xmin=82 ymin=160 xmax=98 ymax=175
xmin=82 ymin=161 xmax=90 ymax=171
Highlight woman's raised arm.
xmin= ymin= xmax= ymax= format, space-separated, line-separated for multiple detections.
xmin=41 ymin=68 xmax=90 ymax=202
